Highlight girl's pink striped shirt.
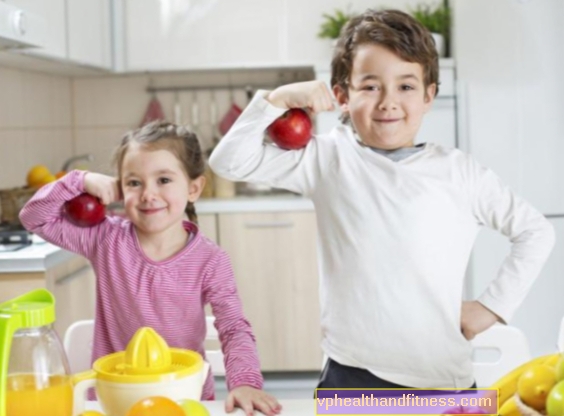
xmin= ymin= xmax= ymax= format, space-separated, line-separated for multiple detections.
xmin=19 ymin=170 xmax=263 ymax=399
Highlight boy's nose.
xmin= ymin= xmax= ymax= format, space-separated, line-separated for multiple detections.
xmin=376 ymin=91 xmax=398 ymax=111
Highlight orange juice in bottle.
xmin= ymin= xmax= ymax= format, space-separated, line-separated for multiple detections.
xmin=6 ymin=374 xmax=73 ymax=416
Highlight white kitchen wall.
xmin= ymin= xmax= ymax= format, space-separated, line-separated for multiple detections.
xmin=0 ymin=66 xmax=73 ymax=188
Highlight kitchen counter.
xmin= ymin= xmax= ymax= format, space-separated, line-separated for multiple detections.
xmin=0 ymin=236 xmax=76 ymax=273
xmin=87 ymin=399 xmax=314 ymax=416
xmin=194 ymin=194 xmax=314 ymax=214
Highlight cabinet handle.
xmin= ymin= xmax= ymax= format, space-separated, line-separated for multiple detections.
xmin=55 ymin=265 xmax=91 ymax=285
xmin=244 ymin=221 xmax=294 ymax=229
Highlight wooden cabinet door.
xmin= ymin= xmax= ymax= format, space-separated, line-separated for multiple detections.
xmin=218 ymin=211 xmax=322 ymax=371
xmin=50 ymin=257 xmax=96 ymax=337
xmin=197 ymin=213 xmax=218 ymax=244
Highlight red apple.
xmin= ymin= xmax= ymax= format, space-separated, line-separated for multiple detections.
xmin=64 ymin=193 xmax=106 ymax=227
xmin=267 ymin=108 xmax=312 ymax=150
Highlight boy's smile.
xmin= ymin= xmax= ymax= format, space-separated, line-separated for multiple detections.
xmin=334 ymin=43 xmax=436 ymax=150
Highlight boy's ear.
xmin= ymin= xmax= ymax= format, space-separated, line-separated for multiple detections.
xmin=188 ymin=175 xmax=206 ymax=202
xmin=333 ymin=85 xmax=349 ymax=113
xmin=424 ymin=83 xmax=437 ymax=107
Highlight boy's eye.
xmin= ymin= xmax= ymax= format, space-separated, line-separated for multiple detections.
xmin=362 ymin=85 xmax=380 ymax=92
xmin=126 ymin=180 xmax=140 ymax=187
xmin=400 ymin=84 xmax=415 ymax=91
xmin=158 ymin=177 xmax=171 ymax=184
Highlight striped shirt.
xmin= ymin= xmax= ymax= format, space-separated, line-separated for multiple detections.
xmin=19 ymin=170 xmax=263 ymax=399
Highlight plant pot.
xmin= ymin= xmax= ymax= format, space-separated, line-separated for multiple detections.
xmin=431 ymin=33 xmax=446 ymax=57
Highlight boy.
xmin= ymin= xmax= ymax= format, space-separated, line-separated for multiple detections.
xmin=209 ymin=9 xmax=555 ymax=389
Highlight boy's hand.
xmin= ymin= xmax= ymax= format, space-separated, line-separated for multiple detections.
xmin=83 ymin=172 xmax=121 ymax=205
xmin=267 ymin=80 xmax=335 ymax=114
xmin=225 ymin=386 xmax=282 ymax=416
xmin=460 ymin=301 xmax=500 ymax=340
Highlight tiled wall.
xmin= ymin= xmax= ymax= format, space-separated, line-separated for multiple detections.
xmin=0 ymin=67 xmax=73 ymax=188
xmin=72 ymin=69 xmax=313 ymax=175
xmin=0 ymin=66 xmax=312 ymax=187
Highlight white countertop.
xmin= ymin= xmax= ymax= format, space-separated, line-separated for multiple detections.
xmin=87 ymin=399 xmax=314 ymax=416
xmin=195 ymin=194 xmax=315 ymax=214
xmin=0 ymin=235 xmax=76 ymax=273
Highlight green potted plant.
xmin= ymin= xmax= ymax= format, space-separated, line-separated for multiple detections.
xmin=318 ymin=8 xmax=355 ymax=40
xmin=410 ymin=2 xmax=451 ymax=57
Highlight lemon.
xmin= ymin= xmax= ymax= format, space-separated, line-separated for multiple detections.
xmin=178 ymin=399 xmax=210 ymax=416
xmin=81 ymin=411 xmax=105 ymax=416
xmin=518 ymin=364 xmax=557 ymax=410
xmin=26 ymin=165 xmax=52 ymax=187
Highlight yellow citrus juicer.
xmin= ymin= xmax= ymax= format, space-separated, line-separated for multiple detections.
xmin=73 ymin=326 xmax=210 ymax=416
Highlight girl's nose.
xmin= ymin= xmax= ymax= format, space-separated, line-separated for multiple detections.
xmin=141 ymin=185 xmax=157 ymax=202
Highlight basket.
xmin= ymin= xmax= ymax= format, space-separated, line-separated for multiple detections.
xmin=0 ymin=186 xmax=37 ymax=225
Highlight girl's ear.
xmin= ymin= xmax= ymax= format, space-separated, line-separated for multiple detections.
xmin=188 ymin=175 xmax=206 ymax=202
xmin=333 ymin=84 xmax=349 ymax=113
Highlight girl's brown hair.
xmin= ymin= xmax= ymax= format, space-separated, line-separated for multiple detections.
xmin=331 ymin=8 xmax=439 ymax=115
xmin=113 ymin=120 xmax=205 ymax=224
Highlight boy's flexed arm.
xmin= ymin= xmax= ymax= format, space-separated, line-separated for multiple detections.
xmin=468 ymin=158 xmax=555 ymax=329
xmin=209 ymin=81 xmax=334 ymax=196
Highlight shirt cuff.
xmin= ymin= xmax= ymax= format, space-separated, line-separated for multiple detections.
xmin=227 ymin=371 xmax=264 ymax=391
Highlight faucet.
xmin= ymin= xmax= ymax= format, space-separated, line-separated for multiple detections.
xmin=62 ymin=154 xmax=94 ymax=172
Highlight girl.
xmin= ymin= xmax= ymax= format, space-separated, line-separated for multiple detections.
xmin=19 ymin=121 xmax=281 ymax=416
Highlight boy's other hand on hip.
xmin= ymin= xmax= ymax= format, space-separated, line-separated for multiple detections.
xmin=460 ymin=301 xmax=500 ymax=340
xmin=267 ymin=80 xmax=335 ymax=114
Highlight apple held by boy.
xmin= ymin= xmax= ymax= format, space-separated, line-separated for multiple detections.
xmin=267 ymin=108 xmax=312 ymax=150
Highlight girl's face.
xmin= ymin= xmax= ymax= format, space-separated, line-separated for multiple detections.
xmin=120 ymin=143 xmax=204 ymax=236
xmin=334 ymin=43 xmax=436 ymax=149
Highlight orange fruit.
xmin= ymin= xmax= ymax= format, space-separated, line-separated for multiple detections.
xmin=126 ymin=396 xmax=185 ymax=416
xmin=37 ymin=173 xmax=57 ymax=187
xmin=518 ymin=364 xmax=557 ymax=410
xmin=26 ymin=165 xmax=52 ymax=187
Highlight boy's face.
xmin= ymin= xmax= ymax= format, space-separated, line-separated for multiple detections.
xmin=334 ymin=43 xmax=436 ymax=150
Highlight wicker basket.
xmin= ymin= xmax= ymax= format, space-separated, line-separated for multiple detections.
xmin=0 ymin=186 xmax=37 ymax=225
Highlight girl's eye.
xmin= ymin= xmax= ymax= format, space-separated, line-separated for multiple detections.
xmin=126 ymin=180 xmax=140 ymax=187
xmin=362 ymin=85 xmax=379 ymax=92
xmin=158 ymin=177 xmax=171 ymax=184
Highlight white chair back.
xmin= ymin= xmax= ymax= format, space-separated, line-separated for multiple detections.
xmin=206 ymin=316 xmax=225 ymax=376
xmin=63 ymin=319 xmax=95 ymax=373
xmin=471 ymin=324 xmax=531 ymax=387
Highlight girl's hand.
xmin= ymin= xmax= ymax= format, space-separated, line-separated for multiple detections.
xmin=225 ymin=386 xmax=282 ymax=416
xmin=460 ymin=300 xmax=500 ymax=340
xmin=83 ymin=172 xmax=121 ymax=205
xmin=267 ymin=80 xmax=335 ymax=114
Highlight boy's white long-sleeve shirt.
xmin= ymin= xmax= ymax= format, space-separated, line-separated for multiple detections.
xmin=209 ymin=92 xmax=555 ymax=388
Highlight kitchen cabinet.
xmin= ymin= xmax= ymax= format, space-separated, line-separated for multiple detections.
xmin=67 ymin=0 xmax=113 ymax=69
xmin=51 ymin=256 xmax=96 ymax=336
xmin=198 ymin=213 xmax=218 ymax=244
xmin=0 ymin=254 xmax=95 ymax=337
xmin=124 ymin=0 xmax=285 ymax=71
xmin=217 ymin=211 xmax=322 ymax=371
xmin=4 ymin=0 xmax=112 ymax=70
xmin=6 ymin=0 xmax=67 ymax=59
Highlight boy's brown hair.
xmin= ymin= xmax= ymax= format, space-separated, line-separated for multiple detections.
xmin=331 ymin=9 xmax=439 ymax=97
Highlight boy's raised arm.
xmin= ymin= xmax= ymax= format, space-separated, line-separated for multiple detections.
xmin=209 ymin=82 xmax=332 ymax=196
